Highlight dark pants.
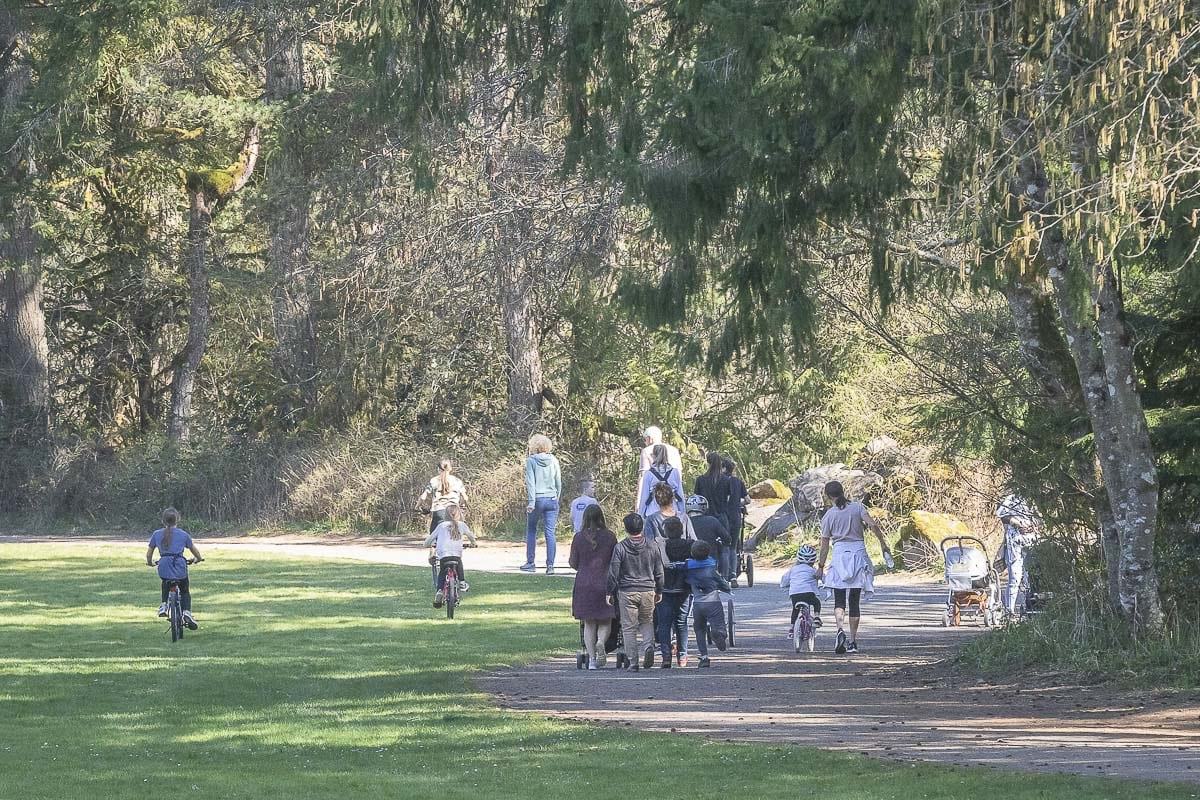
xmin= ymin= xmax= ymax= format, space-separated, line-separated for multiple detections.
xmin=429 ymin=509 xmax=451 ymax=534
xmin=161 ymin=578 xmax=191 ymax=612
xmin=790 ymin=592 xmax=821 ymax=623
xmin=692 ymin=599 xmax=727 ymax=657
xmin=437 ymin=556 xmax=464 ymax=591
xmin=655 ymin=593 xmax=692 ymax=660
xmin=833 ymin=587 xmax=862 ymax=616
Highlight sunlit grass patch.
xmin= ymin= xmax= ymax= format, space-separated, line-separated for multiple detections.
xmin=0 ymin=544 xmax=1192 ymax=800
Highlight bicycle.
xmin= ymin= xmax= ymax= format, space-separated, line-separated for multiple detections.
xmin=792 ymin=600 xmax=816 ymax=654
xmin=151 ymin=557 xmax=201 ymax=642
xmin=432 ymin=554 xmax=468 ymax=623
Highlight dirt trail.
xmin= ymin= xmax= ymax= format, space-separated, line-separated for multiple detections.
xmin=5 ymin=534 xmax=1197 ymax=783
xmin=482 ymin=572 xmax=1200 ymax=784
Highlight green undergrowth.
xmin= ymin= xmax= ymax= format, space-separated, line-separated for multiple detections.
xmin=1 ymin=545 xmax=1194 ymax=800
xmin=958 ymin=599 xmax=1200 ymax=689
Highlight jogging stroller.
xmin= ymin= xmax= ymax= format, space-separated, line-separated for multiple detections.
xmin=729 ymin=520 xmax=755 ymax=588
xmin=575 ymin=615 xmax=629 ymax=669
xmin=940 ymin=535 xmax=1000 ymax=627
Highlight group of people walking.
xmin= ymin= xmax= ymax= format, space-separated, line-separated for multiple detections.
xmin=419 ymin=426 xmax=897 ymax=662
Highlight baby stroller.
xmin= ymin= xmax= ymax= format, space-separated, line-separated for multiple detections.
xmin=940 ymin=535 xmax=1000 ymax=627
xmin=575 ymin=614 xmax=629 ymax=669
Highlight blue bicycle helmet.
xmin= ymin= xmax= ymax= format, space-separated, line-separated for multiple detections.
xmin=796 ymin=544 xmax=818 ymax=565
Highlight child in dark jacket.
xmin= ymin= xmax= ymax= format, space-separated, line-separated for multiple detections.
xmin=655 ymin=517 xmax=694 ymax=667
xmin=669 ymin=540 xmax=731 ymax=667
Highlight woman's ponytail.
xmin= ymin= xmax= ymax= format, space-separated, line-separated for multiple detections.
xmin=824 ymin=481 xmax=848 ymax=510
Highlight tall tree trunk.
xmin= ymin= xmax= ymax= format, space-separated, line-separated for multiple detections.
xmin=263 ymin=9 xmax=318 ymax=421
xmin=168 ymin=189 xmax=215 ymax=443
xmin=0 ymin=9 xmax=49 ymax=441
xmin=1046 ymin=239 xmax=1162 ymax=632
xmin=168 ymin=127 xmax=260 ymax=442
xmin=1092 ymin=264 xmax=1163 ymax=631
xmin=1003 ymin=94 xmax=1159 ymax=627
xmin=1002 ymin=280 xmax=1122 ymax=610
xmin=499 ymin=258 xmax=544 ymax=424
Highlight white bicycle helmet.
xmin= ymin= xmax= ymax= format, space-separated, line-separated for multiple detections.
xmin=796 ymin=544 xmax=818 ymax=565
xmin=685 ymin=494 xmax=709 ymax=514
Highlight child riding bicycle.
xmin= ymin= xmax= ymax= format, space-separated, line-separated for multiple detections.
xmin=781 ymin=544 xmax=822 ymax=635
xmin=424 ymin=504 xmax=476 ymax=608
xmin=145 ymin=507 xmax=203 ymax=629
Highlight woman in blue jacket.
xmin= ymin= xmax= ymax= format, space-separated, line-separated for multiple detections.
xmin=523 ymin=434 xmax=562 ymax=574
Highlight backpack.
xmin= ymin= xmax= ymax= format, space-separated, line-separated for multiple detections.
xmin=648 ymin=465 xmax=684 ymax=503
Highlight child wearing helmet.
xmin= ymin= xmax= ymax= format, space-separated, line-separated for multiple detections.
xmin=781 ymin=544 xmax=822 ymax=633
xmin=685 ymin=494 xmax=733 ymax=577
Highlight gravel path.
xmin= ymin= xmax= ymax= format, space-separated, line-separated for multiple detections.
xmin=5 ymin=533 xmax=1197 ymax=783
xmin=482 ymin=570 xmax=1200 ymax=784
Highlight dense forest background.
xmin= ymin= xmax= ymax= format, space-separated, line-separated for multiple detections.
xmin=1 ymin=1 xmax=1198 ymax=663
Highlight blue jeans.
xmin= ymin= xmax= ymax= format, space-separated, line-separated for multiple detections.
xmin=692 ymin=599 xmax=727 ymax=658
xmin=526 ymin=497 xmax=559 ymax=567
xmin=655 ymin=593 xmax=692 ymax=660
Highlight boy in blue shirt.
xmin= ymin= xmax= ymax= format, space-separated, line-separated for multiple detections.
xmin=668 ymin=540 xmax=730 ymax=667
xmin=145 ymin=507 xmax=203 ymax=629
xmin=570 ymin=479 xmax=600 ymax=534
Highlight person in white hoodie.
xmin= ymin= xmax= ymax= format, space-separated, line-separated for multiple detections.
xmin=781 ymin=544 xmax=823 ymax=633
xmin=523 ymin=434 xmax=563 ymax=574
xmin=996 ymin=493 xmax=1039 ymax=616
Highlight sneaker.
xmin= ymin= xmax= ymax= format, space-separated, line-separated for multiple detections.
xmin=835 ymin=629 xmax=848 ymax=654
xmin=433 ymin=591 xmax=444 ymax=608
xmin=642 ymin=647 xmax=655 ymax=669
xmin=182 ymin=611 xmax=198 ymax=630
xmin=597 ymin=653 xmax=607 ymax=668
xmin=786 ymin=627 xmax=794 ymax=638
xmin=459 ymin=581 xmax=470 ymax=593
xmin=813 ymin=616 xmax=823 ymax=628
xmin=846 ymin=641 xmax=859 ymax=654
xmin=660 ymin=656 xmax=672 ymax=669
xmin=698 ymin=657 xmax=711 ymax=668
xmin=678 ymin=654 xmax=688 ymax=668
xmin=628 ymin=663 xmax=640 ymax=672
xmin=519 ymin=562 xmax=536 ymax=572
xmin=545 ymin=565 xmax=555 ymax=575
xmin=156 ymin=603 xmax=168 ymax=618
xmin=587 ymin=659 xmax=597 ymax=670
xmin=714 ymin=631 xmax=728 ymax=652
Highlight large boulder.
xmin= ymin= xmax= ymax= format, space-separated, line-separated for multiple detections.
xmin=786 ymin=463 xmax=883 ymax=510
xmin=756 ymin=498 xmax=818 ymax=541
xmin=896 ymin=510 xmax=975 ymax=569
xmin=748 ymin=479 xmax=792 ymax=501
xmin=863 ymin=436 xmax=900 ymax=456
xmin=748 ymin=464 xmax=883 ymax=544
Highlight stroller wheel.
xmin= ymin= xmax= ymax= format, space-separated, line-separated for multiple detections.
xmin=941 ymin=610 xmax=951 ymax=627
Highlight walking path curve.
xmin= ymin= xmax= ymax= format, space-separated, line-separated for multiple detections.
xmin=4 ymin=533 xmax=1197 ymax=783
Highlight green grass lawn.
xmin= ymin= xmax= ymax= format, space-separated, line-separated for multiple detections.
xmin=0 ymin=545 xmax=1192 ymax=800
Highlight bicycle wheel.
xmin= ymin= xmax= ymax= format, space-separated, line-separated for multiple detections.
xmin=170 ymin=598 xmax=183 ymax=642
xmin=744 ymin=555 xmax=754 ymax=587
xmin=726 ymin=599 xmax=735 ymax=648
xmin=793 ymin=617 xmax=803 ymax=653
xmin=445 ymin=576 xmax=457 ymax=619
